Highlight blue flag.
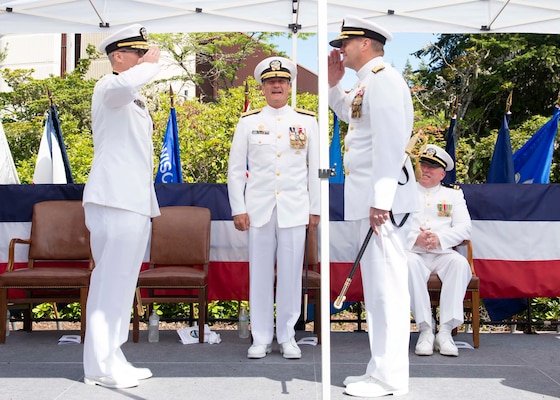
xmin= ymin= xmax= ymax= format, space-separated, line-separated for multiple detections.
xmin=329 ymin=114 xmax=344 ymax=183
xmin=155 ymin=108 xmax=182 ymax=183
xmin=487 ymin=113 xmax=515 ymax=183
xmin=442 ymin=116 xmax=457 ymax=184
xmin=513 ymin=106 xmax=560 ymax=184
xmin=484 ymin=112 xmax=527 ymax=320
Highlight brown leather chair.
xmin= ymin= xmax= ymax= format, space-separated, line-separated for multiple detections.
xmin=132 ymin=206 xmax=211 ymax=343
xmin=0 ymin=200 xmax=93 ymax=344
xmin=427 ymin=239 xmax=480 ymax=348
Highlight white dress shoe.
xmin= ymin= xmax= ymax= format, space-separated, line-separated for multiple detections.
xmin=247 ymin=343 xmax=272 ymax=359
xmin=345 ymin=377 xmax=408 ymax=398
xmin=415 ymin=330 xmax=435 ymax=356
xmin=434 ymin=331 xmax=459 ymax=357
xmin=119 ymin=363 xmax=153 ymax=380
xmin=279 ymin=337 xmax=301 ymax=359
xmin=84 ymin=375 xmax=139 ymax=389
xmin=343 ymin=374 xmax=370 ymax=386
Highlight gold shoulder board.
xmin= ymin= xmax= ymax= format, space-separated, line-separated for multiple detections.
xmin=372 ymin=65 xmax=385 ymax=74
xmin=441 ymin=182 xmax=460 ymax=190
xmin=241 ymin=108 xmax=262 ymax=117
xmin=294 ymin=108 xmax=316 ymax=117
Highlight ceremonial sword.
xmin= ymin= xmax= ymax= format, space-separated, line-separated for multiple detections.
xmin=333 ymin=133 xmax=424 ymax=309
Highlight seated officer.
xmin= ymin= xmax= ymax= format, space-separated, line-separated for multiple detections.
xmin=407 ymin=144 xmax=472 ymax=357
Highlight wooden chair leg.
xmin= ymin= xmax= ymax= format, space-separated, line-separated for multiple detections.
xmin=132 ymin=298 xmax=140 ymax=343
xmin=80 ymin=287 xmax=88 ymax=342
xmin=315 ymin=290 xmax=321 ymax=344
xmin=0 ymin=289 xmax=7 ymax=344
xmin=472 ymin=291 xmax=480 ymax=348
xmin=23 ymin=306 xmax=32 ymax=332
xmin=197 ymin=288 xmax=206 ymax=343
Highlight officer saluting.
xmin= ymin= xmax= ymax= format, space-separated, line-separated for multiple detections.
xmin=82 ymin=24 xmax=161 ymax=389
xmin=227 ymin=56 xmax=320 ymax=360
xmin=328 ymin=15 xmax=419 ymax=398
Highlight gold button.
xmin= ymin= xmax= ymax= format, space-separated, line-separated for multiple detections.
xmin=349 ymin=125 xmax=354 ymax=131
xmin=276 ymin=190 xmax=280 ymax=195
xmin=277 ymin=117 xmax=281 ymax=121
xmin=277 ymin=153 xmax=281 ymax=158
xmin=277 ymin=134 xmax=282 ymax=139
xmin=426 ymin=203 xmax=431 ymax=207
xmin=345 ymin=170 xmax=350 ymax=175
xmin=276 ymin=172 xmax=280 ymax=176
xmin=345 ymin=148 xmax=349 ymax=152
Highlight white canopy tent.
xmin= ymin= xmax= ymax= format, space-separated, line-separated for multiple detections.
xmin=2 ymin=1 xmax=560 ymax=399
xmin=1 ymin=0 xmax=560 ymax=34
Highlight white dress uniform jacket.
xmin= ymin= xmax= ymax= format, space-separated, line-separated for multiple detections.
xmin=83 ymin=62 xmax=161 ymax=218
xmin=407 ymin=183 xmax=472 ymax=329
xmin=227 ymin=104 xmax=320 ymax=227
xmin=328 ymin=57 xmax=419 ymax=219
xmin=407 ymin=184 xmax=472 ymax=254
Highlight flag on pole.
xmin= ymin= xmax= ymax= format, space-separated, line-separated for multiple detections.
xmin=442 ymin=115 xmax=457 ymax=184
xmin=329 ymin=114 xmax=344 ymax=183
xmin=33 ymin=104 xmax=73 ymax=184
xmin=485 ymin=112 xmax=528 ymax=320
xmin=0 ymin=120 xmax=20 ymax=184
xmin=486 ymin=113 xmax=515 ymax=183
xmin=155 ymin=107 xmax=182 ymax=183
xmin=243 ymin=80 xmax=251 ymax=113
xmin=513 ymin=106 xmax=560 ymax=184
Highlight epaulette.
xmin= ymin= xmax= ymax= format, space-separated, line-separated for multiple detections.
xmin=441 ymin=182 xmax=460 ymax=190
xmin=241 ymin=108 xmax=262 ymax=117
xmin=372 ymin=65 xmax=385 ymax=74
xmin=295 ymin=108 xmax=316 ymax=117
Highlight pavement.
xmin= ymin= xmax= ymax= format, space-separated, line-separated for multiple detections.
xmin=1 ymin=324 xmax=560 ymax=400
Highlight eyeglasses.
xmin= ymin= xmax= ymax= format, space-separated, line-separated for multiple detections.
xmin=116 ymin=49 xmax=147 ymax=56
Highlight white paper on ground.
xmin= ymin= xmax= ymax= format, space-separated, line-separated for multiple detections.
xmin=177 ymin=324 xmax=221 ymax=344
xmin=454 ymin=341 xmax=474 ymax=349
xmin=297 ymin=337 xmax=318 ymax=346
xmin=58 ymin=334 xmax=81 ymax=345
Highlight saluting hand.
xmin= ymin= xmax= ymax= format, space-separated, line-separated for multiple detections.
xmin=328 ymin=49 xmax=345 ymax=88
xmin=139 ymin=46 xmax=160 ymax=64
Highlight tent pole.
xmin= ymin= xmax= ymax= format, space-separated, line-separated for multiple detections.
xmin=317 ymin=0 xmax=331 ymax=399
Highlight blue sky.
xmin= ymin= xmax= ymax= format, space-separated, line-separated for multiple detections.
xmin=270 ymin=32 xmax=437 ymax=90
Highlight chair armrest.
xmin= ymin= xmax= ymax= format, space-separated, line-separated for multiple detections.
xmin=455 ymin=239 xmax=476 ymax=277
xmin=7 ymin=238 xmax=31 ymax=272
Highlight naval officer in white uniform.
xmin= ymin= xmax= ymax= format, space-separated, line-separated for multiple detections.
xmin=328 ymin=15 xmax=420 ymax=398
xmin=82 ymin=24 xmax=161 ymax=389
xmin=408 ymin=144 xmax=472 ymax=357
xmin=227 ymin=56 xmax=320 ymax=360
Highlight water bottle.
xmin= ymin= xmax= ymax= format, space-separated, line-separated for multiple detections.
xmin=148 ymin=309 xmax=160 ymax=343
xmin=6 ymin=310 xmax=10 ymax=337
xmin=238 ymin=306 xmax=249 ymax=339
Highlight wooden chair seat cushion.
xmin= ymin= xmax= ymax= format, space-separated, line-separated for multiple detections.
xmin=0 ymin=268 xmax=91 ymax=288
xmin=427 ymin=274 xmax=479 ymax=290
xmin=138 ymin=266 xmax=207 ymax=287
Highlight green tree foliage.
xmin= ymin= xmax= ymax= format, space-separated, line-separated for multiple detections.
xmin=414 ymin=33 xmax=560 ymax=137
xmin=410 ymin=33 xmax=560 ymax=183
xmin=149 ymin=32 xmax=295 ymax=101
xmin=150 ymin=78 xmax=321 ymax=183
xmin=1 ymin=45 xmax=98 ymax=183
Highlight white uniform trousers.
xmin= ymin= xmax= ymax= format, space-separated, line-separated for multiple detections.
xmin=83 ymin=204 xmax=150 ymax=377
xmin=358 ymin=216 xmax=411 ymax=390
xmin=408 ymin=251 xmax=472 ymax=330
xmin=248 ymin=208 xmax=305 ymax=346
